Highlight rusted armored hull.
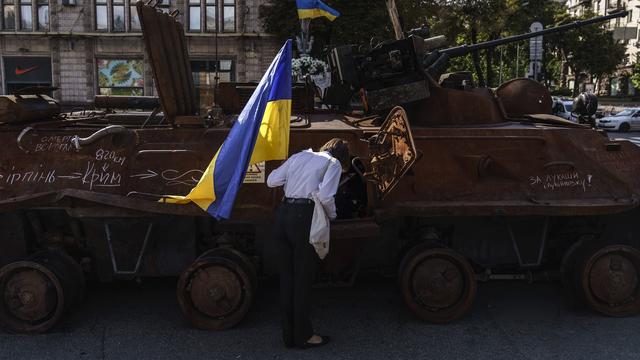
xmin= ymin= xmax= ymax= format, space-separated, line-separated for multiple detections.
xmin=1 ymin=121 xmax=638 ymax=218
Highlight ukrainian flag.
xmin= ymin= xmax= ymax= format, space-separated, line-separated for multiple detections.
xmin=165 ymin=40 xmax=292 ymax=219
xmin=296 ymin=0 xmax=340 ymax=21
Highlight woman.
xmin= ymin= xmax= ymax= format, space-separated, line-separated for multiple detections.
xmin=266 ymin=138 xmax=350 ymax=349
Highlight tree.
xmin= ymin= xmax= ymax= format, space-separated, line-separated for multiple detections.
xmin=260 ymin=0 xmax=625 ymax=92
xmin=259 ymin=0 xmax=392 ymax=57
xmin=552 ymin=11 xmax=626 ymax=95
xmin=631 ymin=62 xmax=640 ymax=90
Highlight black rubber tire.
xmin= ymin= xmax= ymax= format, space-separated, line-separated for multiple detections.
xmin=619 ymin=123 xmax=631 ymax=132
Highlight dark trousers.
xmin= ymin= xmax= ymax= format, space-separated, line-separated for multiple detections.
xmin=274 ymin=202 xmax=319 ymax=347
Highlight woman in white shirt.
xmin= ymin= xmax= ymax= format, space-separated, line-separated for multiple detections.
xmin=267 ymin=138 xmax=350 ymax=349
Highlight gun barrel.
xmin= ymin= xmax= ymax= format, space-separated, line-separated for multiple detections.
xmin=441 ymin=10 xmax=628 ymax=57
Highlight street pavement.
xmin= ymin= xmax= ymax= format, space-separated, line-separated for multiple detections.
xmin=1 ymin=276 xmax=639 ymax=360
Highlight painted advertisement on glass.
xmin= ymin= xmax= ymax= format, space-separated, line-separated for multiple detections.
xmin=97 ymin=59 xmax=144 ymax=96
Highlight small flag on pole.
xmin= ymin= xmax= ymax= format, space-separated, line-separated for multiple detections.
xmin=164 ymin=40 xmax=293 ymax=219
xmin=296 ymin=0 xmax=340 ymax=21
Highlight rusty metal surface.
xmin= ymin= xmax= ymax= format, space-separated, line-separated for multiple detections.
xmin=215 ymin=82 xmax=315 ymax=115
xmin=0 ymin=94 xmax=60 ymax=123
xmin=496 ymin=78 xmax=553 ymax=118
xmin=399 ymin=245 xmax=476 ymax=323
xmin=177 ymin=253 xmax=254 ymax=330
xmin=93 ymin=96 xmax=160 ymax=110
xmin=137 ymin=3 xmax=197 ymax=121
xmin=578 ymin=245 xmax=640 ymax=317
xmin=0 ymin=260 xmax=64 ymax=333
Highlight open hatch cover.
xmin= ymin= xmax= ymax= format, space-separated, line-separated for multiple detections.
xmin=367 ymin=106 xmax=417 ymax=198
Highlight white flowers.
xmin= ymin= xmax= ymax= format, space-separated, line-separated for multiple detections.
xmin=292 ymin=56 xmax=328 ymax=80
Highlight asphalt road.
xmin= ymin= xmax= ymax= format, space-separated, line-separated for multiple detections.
xmin=1 ymin=276 xmax=639 ymax=360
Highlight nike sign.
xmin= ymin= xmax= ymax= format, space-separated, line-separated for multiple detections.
xmin=14 ymin=66 xmax=38 ymax=76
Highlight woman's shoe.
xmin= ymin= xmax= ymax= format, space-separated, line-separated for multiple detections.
xmin=300 ymin=335 xmax=330 ymax=349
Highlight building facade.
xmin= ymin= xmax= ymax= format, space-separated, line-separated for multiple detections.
xmin=565 ymin=0 xmax=639 ymax=96
xmin=0 ymin=0 xmax=281 ymax=108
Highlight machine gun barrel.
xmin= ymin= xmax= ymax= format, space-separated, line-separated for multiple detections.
xmin=440 ymin=10 xmax=628 ymax=58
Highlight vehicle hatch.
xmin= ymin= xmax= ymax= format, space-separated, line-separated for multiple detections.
xmin=366 ymin=106 xmax=417 ymax=198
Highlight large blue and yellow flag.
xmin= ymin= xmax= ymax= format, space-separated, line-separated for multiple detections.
xmin=296 ymin=0 xmax=340 ymax=21
xmin=165 ymin=40 xmax=292 ymax=219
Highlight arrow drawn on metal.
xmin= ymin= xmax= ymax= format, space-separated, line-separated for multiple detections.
xmin=130 ymin=170 xmax=158 ymax=180
xmin=58 ymin=172 xmax=83 ymax=180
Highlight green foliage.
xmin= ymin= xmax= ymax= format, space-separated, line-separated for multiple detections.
xmin=259 ymin=0 xmax=391 ymax=57
xmin=553 ymin=10 xmax=626 ymax=94
xmin=631 ymin=62 xmax=640 ymax=90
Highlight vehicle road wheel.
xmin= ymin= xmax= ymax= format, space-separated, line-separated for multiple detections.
xmin=619 ymin=123 xmax=631 ymax=132
xmin=201 ymin=248 xmax=258 ymax=293
xmin=0 ymin=250 xmax=85 ymax=334
xmin=399 ymin=247 xmax=476 ymax=323
xmin=0 ymin=261 xmax=64 ymax=334
xmin=578 ymin=244 xmax=640 ymax=317
xmin=177 ymin=253 xmax=254 ymax=330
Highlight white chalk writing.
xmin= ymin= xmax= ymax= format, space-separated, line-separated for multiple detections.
xmin=81 ymin=161 xmax=122 ymax=190
xmin=95 ymin=149 xmax=126 ymax=165
xmin=529 ymin=172 xmax=592 ymax=192
xmin=34 ymin=136 xmax=74 ymax=153
xmin=3 ymin=166 xmax=56 ymax=185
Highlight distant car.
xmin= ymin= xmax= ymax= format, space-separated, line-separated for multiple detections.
xmin=552 ymin=99 xmax=577 ymax=122
xmin=596 ymin=108 xmax=640 ymax=132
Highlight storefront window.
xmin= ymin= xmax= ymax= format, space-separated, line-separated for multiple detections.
xmin=191 ymin=59 xmax=235 ymax=110
xmin=3 ymin=56 xmax=52 ymax=94
xmin=97 ymin=59 xmax=144 ymax=96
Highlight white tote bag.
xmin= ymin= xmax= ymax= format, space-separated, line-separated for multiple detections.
xmin=309 ymin=191 xmax=330 ymax=259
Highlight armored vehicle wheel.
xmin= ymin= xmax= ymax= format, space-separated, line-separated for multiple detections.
xmin=29 ymin=250 xmax=85 ymax=307
xmin=0 ymin=261 xmax=64 ymax=333
xmin=399 ymin=247 xmax=476 ymax=323
xmin=177 ymin=254 xmax=254 ymax=330
xmin=200 ymin=248 xmax=258 ymax=292
xmin=0 ymin=250 xmax=85 ymax=334
xmin=578 ymin=245 xmax=640 ymax=317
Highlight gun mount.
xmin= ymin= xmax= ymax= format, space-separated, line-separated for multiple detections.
xmin=325 ymin=10 xmax=628 ymax=113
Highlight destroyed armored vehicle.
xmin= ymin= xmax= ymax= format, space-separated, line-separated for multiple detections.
xmin=0 ymin=4 xmax=639 ymax=333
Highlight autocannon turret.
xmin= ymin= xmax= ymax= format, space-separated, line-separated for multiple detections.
xmin=324 ymin=10 xmax=628 ymax=112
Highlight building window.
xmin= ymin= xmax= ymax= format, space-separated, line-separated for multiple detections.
xmin=223 ymin=0 xmax=234 ymax=32
xmin=191 ymin=59 xmax=235 ymax=110
xmin=2 ymin=0 xmax=15 ymax=29
xmin=188 ymin=0 xmax=234 ymax=32
xmin=96 ymin=0 xmax=149 ymax=32
xmin=1 ymin=0 xmax=48 ymax=30
xmin=97 ymin=59 xmax=144 ymax=95
xmin=19 ymin=0 xmax=31 ymax=29
xmin=36 ymin=0 xmax=47 ymax=30
xmin=96 ymin=0 xmax=107 ymax=30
